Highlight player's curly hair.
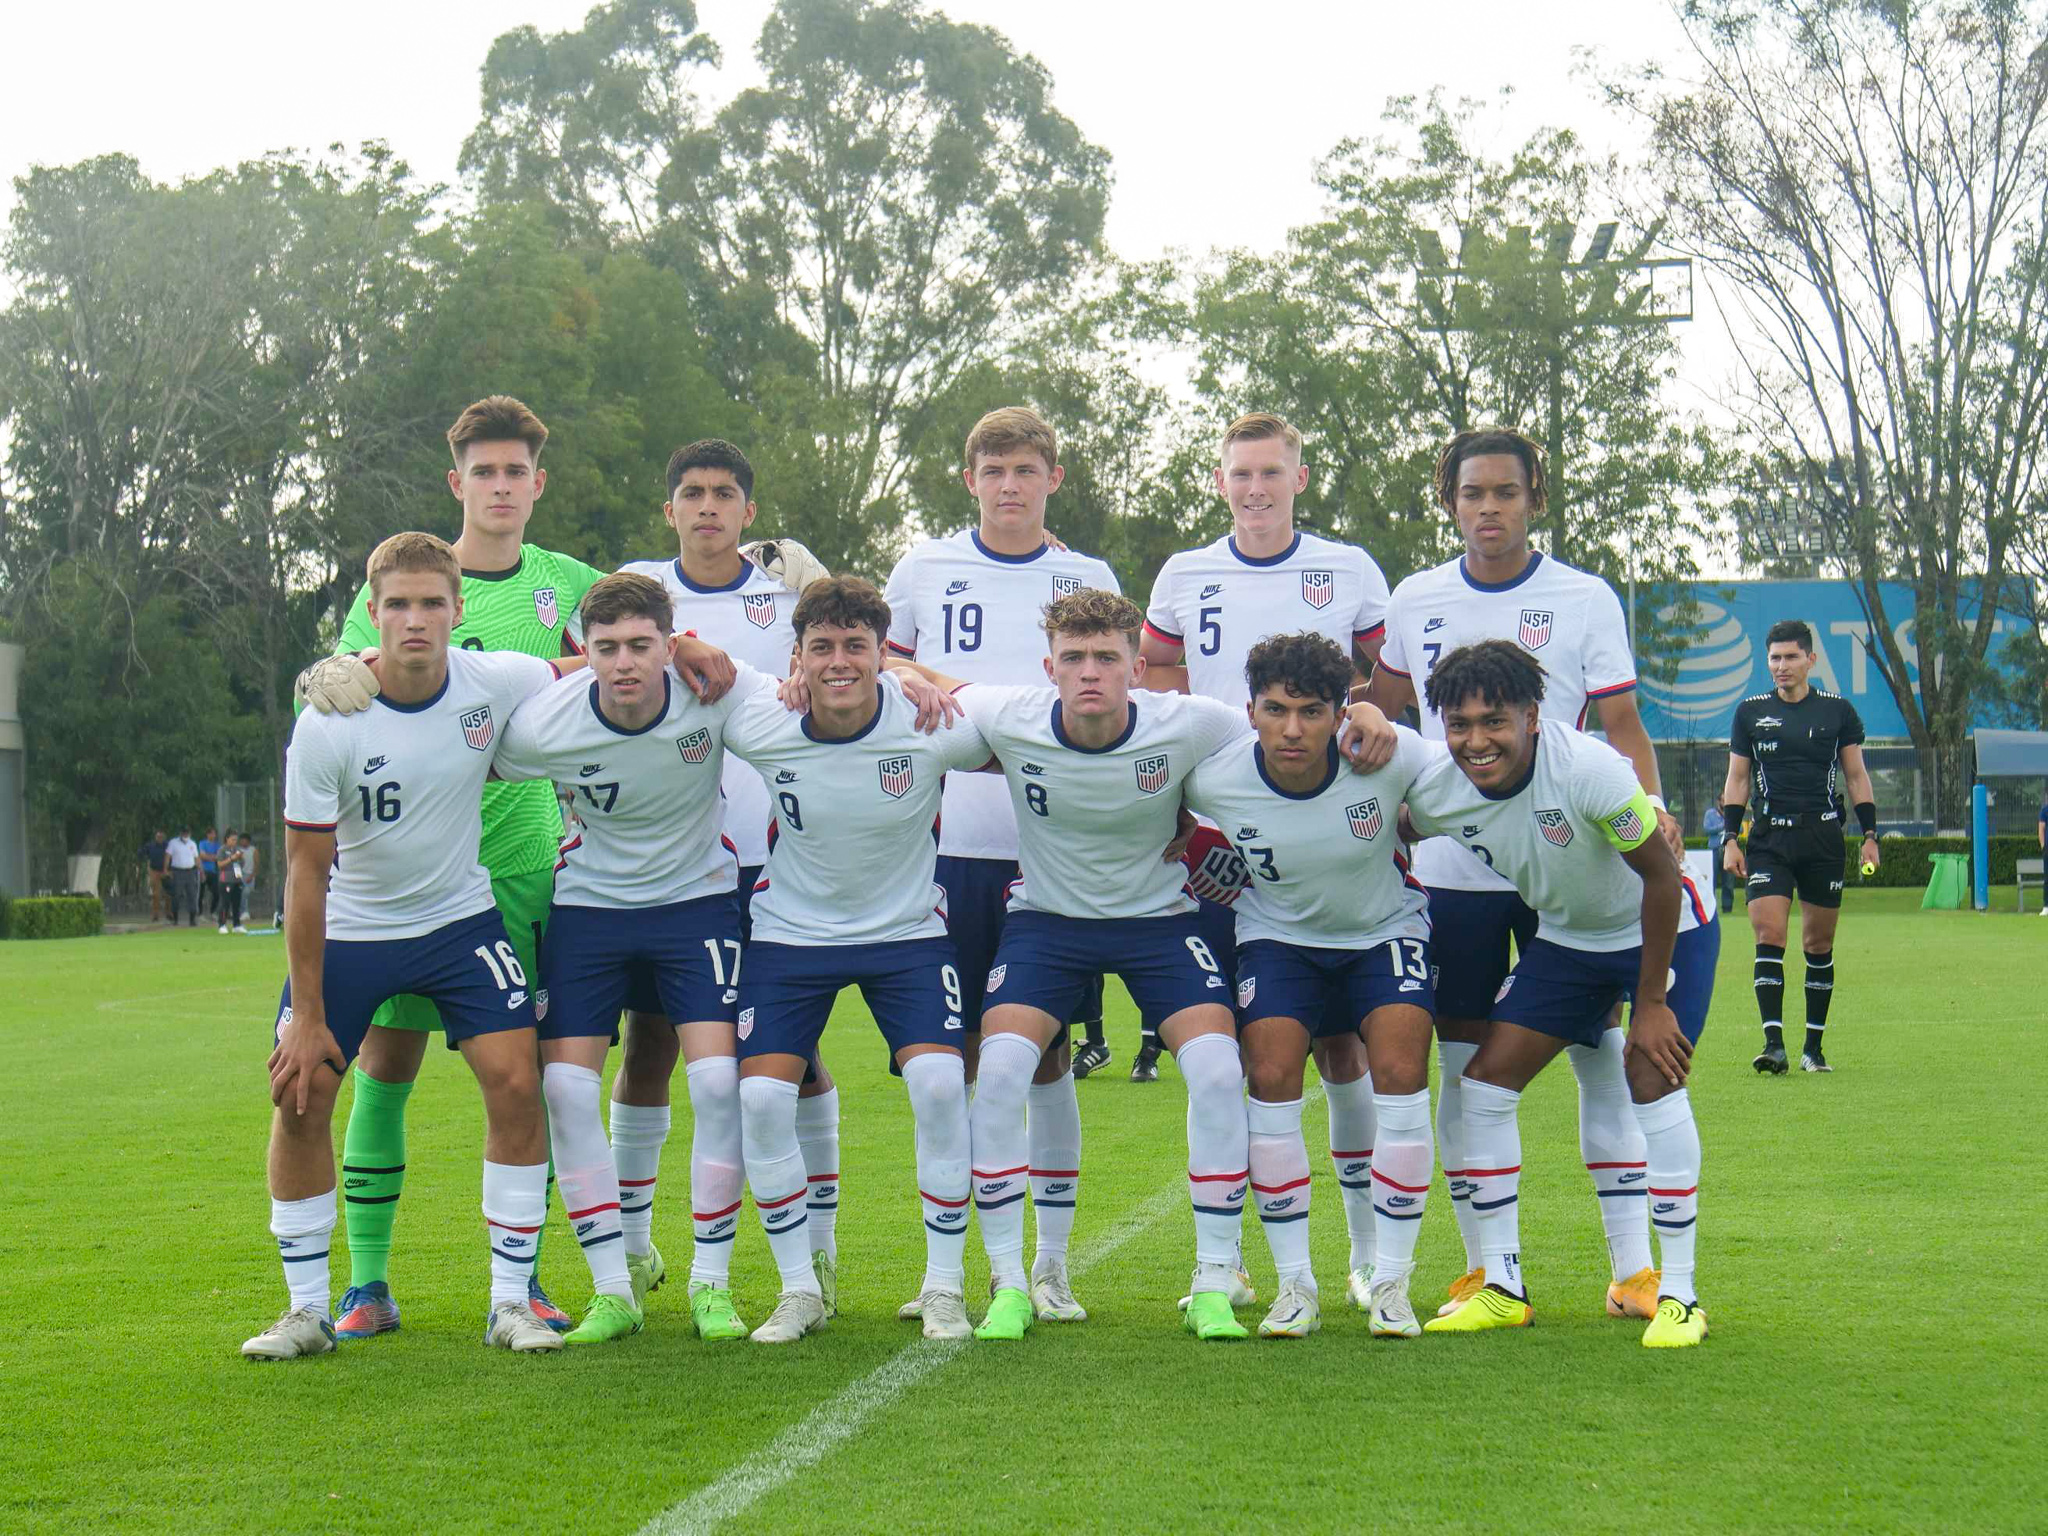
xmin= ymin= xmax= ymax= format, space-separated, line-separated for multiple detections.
xmin=1433 ymin=426 xmax=1547 ymax=515
xmin=579 ymin=572 xmax=674 ymax=635
xmin=1041 ymin=588 xmax=1142 ymax=650
xmin=667 ymin=438 xmax=755 ymax=500
xmin=1244 ymin=632 xmax=1351 ymax=708
xmin=1423 ymin=639 xmax=1548 ymax=715
xmin=447 ymin=395 xmax=548 ymax=466
xmin=366 ymin=531 xmax=461 ymax=598
xmin=793 ymin=575 xmax=892 ymax=644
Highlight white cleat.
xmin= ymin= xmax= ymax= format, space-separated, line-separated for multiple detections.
xmin=750 ymin=1289 xmax=828 ymax=1344
xmin=811 ymin=1251 xmax=839 ymax=1318
xmin=1030 ymin=1264 xmax=1088 ymax=1322
xmin=241 ymin=1306 xmax=336 ymax=1360
xmin=1257 ymin=1278 xmax=1321 ymax=1339
xmin=1368 ymin=1275 xmax=1421 ymax=1338
xmin=1177 ymin=1265 xmax=1258 ymax=1311
xmin=484 ymin=1300 xmax=565 ymax=1352
xmin=896 ymin=1294 xmax=924 ymax=1321
xmin=918 ymin=1290 xmax=972 ymax=1340
xmin=1345 ymin=1266 xmax=1374 ymax=1312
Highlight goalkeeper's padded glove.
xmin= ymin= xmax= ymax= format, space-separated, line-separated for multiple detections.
xmin=295 ymin=653 xmax=379 ymax=715
xmin=741 ymin=537 xmax=832 ymax=594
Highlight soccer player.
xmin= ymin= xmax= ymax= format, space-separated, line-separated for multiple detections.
xmin=1143 ymin=411 xmax=1392 ymax=1306
xmin=242 ymin=533 xmax=578 ymax=1359
xmin=881 ymin=406 xmax=1120 ymax=1325
xmin=1720 ymin=619 xmax=1880 ymax=1074
xmin=1368 ymin=426 xmax=1676 ymax=1323
xmin=1408 ymin=641 xmax=1718 ymax=1347
xmin=720 ymin=577 xmax=987 ymax=1342
xmin=1183 ymin=633 xmax=1437 ymax=1339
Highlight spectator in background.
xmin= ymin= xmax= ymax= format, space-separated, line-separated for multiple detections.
xmin=2038 ymin=795 xmax=2046 ymax=917
xmin=1703 ymin=802 xmax=1732 ymax=913
xmin=199 ymin=827 xmax=222 ymax=917
xmin=217 ymin=831 xmax=244 ymax=933
xmin=140 ymin=830 xmax=169 ymax=921
xmin=165 ymin=826 xmax=201 ymax=926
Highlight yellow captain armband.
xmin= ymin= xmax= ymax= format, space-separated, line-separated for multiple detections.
xmin=1598 ymin=787 xmax=1659 ymax=852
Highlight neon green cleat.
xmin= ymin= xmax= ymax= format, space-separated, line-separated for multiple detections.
xmin=689 ymin=1282 xmax=748 ymax=1342
xmin=1423 ymin=1282 xmax=1533 ymax=1333
xmin=1183 ymin=1290 xmax=1250 ymax=1341
xmin=564 ymin=1292 xmax=644 ymax=1345
xmin=812 ymin=1251 xmax=839 ymax=1318
xmin=1641 ymin=1296 xmax=1709 ymax=1348
xmin=627 ymin=1242 xmax=666 ymax=1311
xmin=973 ymin=1286 xmax=1035 ymax=1341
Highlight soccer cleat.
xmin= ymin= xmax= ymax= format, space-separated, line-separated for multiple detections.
xmin=627 ymin=1242 xmax=666 ymax=1311
xmin=919 ymin=1290 xmax=973 ymax=1341
xmin=241 ymin=1307 xmax=336 ymax=1361
xmin=896 ymin=1294 xmax=925 ymax=1322
xmin=1257 ymin=1279 xmax=1321 ymax=1338
xmin=1030 ymin=1264 xmax=1088 ymax=1322
xmin=564 ymin=1292 xmax=644 ymax=1345
xmin=1368 ymin=1275 xmax=1421 ymax=1338
xmin=1177 ymin=1264 xmax=1258 ymax=1311
xmin=1128 ymin=1044 xmax=1162 ymax=1083
xmin=1184 ymin=1290 xmax=1250 ymax=1341
xmin=1423 ymin=1282 xmax=1533 ymax=1333
xmin=973 ymin=1286 xmax=1036 ymax=1341
xmin=1606 ymin=1267 xmax=1662 ymax=1319
xmin=218 ymin=923 xmax=230 ymax=934
xmin=1071 ymin=1039 xmax=1113 ymax=1079
xmin=333 ymin=1282 xmax=400 ymax=1340
xmin=1436 ymin=1264 xmax=1486 ymax=1317
xmin=1345 ymin=1266 xmax=1374 ymax=1313
xmin=1641 ymin=1296 xmax=1709 ymax=1348
xmin=1753 ymin=1042 xmax=1789 ymax=1074
xmin=527 ymin=1276 xmax=573 ymax=1333
xmin=688 ymin=1283 xmax=748 ymax=1342
xmin=1801 ymin=1048 xmax=1832 ymax=1073
xmin=749 ymin=1290 xmax=828 ymax=1344
xmin=484 ymin=1300 xmax=565 ymax=1352
xmin=811 ymin=1250 xmax=839 ymax=1318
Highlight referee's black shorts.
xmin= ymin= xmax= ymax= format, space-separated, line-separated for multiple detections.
xmin=1743 ymin=813 xmax=1847 ymax=908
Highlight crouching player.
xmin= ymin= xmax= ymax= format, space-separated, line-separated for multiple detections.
xmin=1184 ymin=633 xmax=1439 ymax=1339
xmin=1409 ymin=642 xmax=1718 ymax=1347
xmin=244 ymin=533 xmax=578 ymax=1359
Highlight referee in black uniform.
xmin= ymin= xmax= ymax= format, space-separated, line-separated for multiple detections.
xmin=1720 ymin=620 xmax=1881 ymax=1074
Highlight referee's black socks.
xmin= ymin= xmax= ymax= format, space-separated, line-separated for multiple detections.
xmin=1803 ymin=948 xmax=1834 ymax=1056
xmin=1754 ymin=943 xmax=1786 ymax=1044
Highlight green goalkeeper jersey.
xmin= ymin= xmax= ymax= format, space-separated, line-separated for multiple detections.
xmin=336 ymin=544 xmax=606 ymax=878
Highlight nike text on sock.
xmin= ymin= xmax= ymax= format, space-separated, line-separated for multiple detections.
xmin=1462 ymin=1077 xmax=1525 ymax=1296
xmin=482 ymin=1159 xmax=549 ymax=1309
xmin=1324 ymin=1071 xmax=1376 ymax=1273
xmin=684 ymin=1057 xmax=742 ymax=1284
xmin=740 ymin=1076 xmax=818 ymax=1294
xmin=904 ymin=1052 xmax=971 ymax=1294
xmin=339 ymin=1069 xmax=412 ymax=1288
xmin=1026 ymin=1072 xmax=1083 ymax=1269
xmin=272 ymin=1188 xmax=337 ymax=1316
xmin=1436 ymin=1040 xmax=1483 ymax=1270
xmin=1369 ymin=1089 xmax=1432 ymax=1278
xmin=971 ymin=1032 xmax=1043 ymax=1293
xmin=542 ymin=1062 xmax=632 ymax=1299
xmin=1179 ymin=1033 xmax=1250 ymax=1268
xmin=608 ymin=1099 xmax=671 ymax=1256
xmin=1753 ymin=942 xmax=1786 ymax=1032
xmin=1248 ymin=1096 xmax=1313 ymax=1284
xmin=1570 ymin=1031 xmax=1653 ymax=1280
xmin=795 ymin=1086 xmax=841 ymax=1261
xmin=1634 ymin=1088 xmax=1702 ymax=1306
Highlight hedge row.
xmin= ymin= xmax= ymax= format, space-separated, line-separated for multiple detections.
xmin=0 ymin=896 xmax=106 ymax=940
xmin=1683 ymin=835 xmax=2039 ymax=888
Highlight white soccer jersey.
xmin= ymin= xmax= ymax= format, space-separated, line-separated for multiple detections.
xmin=883 ymin=528 xmax=1120 ymax=861
xmin=283 ymin=649 xmax=558 ymax=941
xmin=616 ymin=557 xmax=798 ymax=867
xmin=1144 ymin=531 xmax=1390 ymax=705
xmin=955 ymin=684 xmax=1247 ymax=920
xmin=1378 ymin=552 xmax=1637 ymax=892
xmin=494 ymin=662 xmax=780 ymax=909
xmin=1184 ymin=727 xmax=1434 ymax=950
xmin=721 ymin=674 xmax=992 ymax=947
xmin=1405 ymin=724 xmax=1708 ymax=952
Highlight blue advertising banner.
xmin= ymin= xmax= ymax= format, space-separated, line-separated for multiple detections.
xmin=1636 ymin=580 xmax=2038 ymax=741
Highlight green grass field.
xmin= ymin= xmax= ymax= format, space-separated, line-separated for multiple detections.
xmin=6 ymin=889 xmax=2043 ymax=1534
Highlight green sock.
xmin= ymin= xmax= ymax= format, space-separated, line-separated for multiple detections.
xmin=341 ymin=1069 xmax=413 ymax=1288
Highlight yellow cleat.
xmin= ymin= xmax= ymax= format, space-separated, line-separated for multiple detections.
xmin=1423 ymin=1283 xmax=1533 ymax=1333
xmin=1436 ymin=1265 xmax=1485 ymax=1318
xmin=1641 ymin=1296 xmax=1709 ymax=1348
xmin=1606 ymin=1267 xmax=1662 ymax=1319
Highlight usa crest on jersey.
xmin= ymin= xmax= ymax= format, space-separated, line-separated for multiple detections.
xmin=1052 ymin=575 xmax=1082 ymax=597
xmin=1607 ymin=805 xmax=1645 ymax=844
xmin=460 ymin=705 xmax=495 ymax=751
xmin=1347 ymin=797 xmax=1383 ymax=840
xmin=878 ymin=755 xmax=913 ymax=799
xmin=1536 ymin=807 xmax=1574 ymax=847
xmin=1518 ymin=608 xmax=1554 ymax=650
xmin=533 ymin=587 xmax=559 ymax=628
xmin=677 ymin=728 xmax=713 ymax=765
xmin=1301 ymin=570 xmax=1334 ymax=610
xmin=742 ymin=591 xmax=778 ymax=630
xmin=1134 ymin=754 xmax=1169 ymax=795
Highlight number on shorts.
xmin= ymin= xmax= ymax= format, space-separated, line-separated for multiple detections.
xmin=702 ymin=938 xmax=742 ymax=987
xmin=940 ymin=963 xmax=963 ymax=1015
xmin=778 ymin=791 xmax=803 ymax=831
xmin=1184 ymin=935 xmax=1221 ymax=973
xmin=1024 ymin=782 xmax=1049 ymax=818
xmin=473 ymin=939 xmax=527 ymax=990
xmin=1385 ymin=938 xmax=1429 ymax=981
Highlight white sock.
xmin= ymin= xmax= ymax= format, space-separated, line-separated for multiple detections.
xmin=607 ymin=1100 xmax=670 ymax=1256
xmin=970 ymin=1033 xmax=1040 ymax=1293
xmin=685 ymin=1056 xmax=743 ymax=1285
xmin=1178 ymin=1033 xmax=1249 ymax=1270
xmin=271 ymin=1189 xmax=336 ymax=1316
xmin=542 ymin=1063 xmax=631 ymax=1300
xmin=1436 ymin=1040 xmax=1483 ymax=1269
xmin=1027 ymin=1072 xmax=1082 ymax=1275
xmin=1369 ymin=1088 xmax=1433 ymax=1283
xmin=1571 ymin=1030 xmax=1653 ymax=1281
xmin=1460 ymin=1078 xmax=1524 ymax=1297
xmin=739 ymin=1076 xmax=818 ymax=1295
xmin=1248 ymin=1096 xmax=1313 ymax=1287
xmin=1324 ymin=1071 xmax=1376 ymax=1273
xmin=482 ymin=1159 xmax=549 ymax=1308
xmin=1635 ymin=1088 xmax=1702 ymax=1305
xmin=795 ymin=1086 xmax=840 ymax=1260
xmin=903 ymin=1053 xmax=971 ymax=1294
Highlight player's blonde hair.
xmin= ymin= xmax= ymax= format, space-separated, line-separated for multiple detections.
xmin=1220 ymin=411 xmax=1302 ymax=461
xmin=1042 ymin=588 xmax=1142 ymax=652
xmin=580 ymin=572 xmax=674 ymax=635
xmin=366 ymin=531 xmax=462 ymax=598
xmin=448 ymin=395 xmax=549 ymax=466
xmin=965 ymin=406 xmax=1058 ymax=473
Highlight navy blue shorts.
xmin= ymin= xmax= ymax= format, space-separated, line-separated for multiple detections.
xmin=1235 ymin=936 xmax=1436 ymax=1036
xmin=937 ymin=855 xmax=1103 ymax=1036
xmin=272 ymin=908 xmax=536 ymax=1065
xmin=985 ymin=910 xmax=1230 ymax=1034
xmin=736 ymin=863 xmax=763 ymax=943
xmin=1427 ymin=887 xmax=1538 ymax=1021
xmin=737 ymin=937 xmax=964 ymax=1063
xmin=541 ymin=894 xmax=742 ymax=1041
xmin=1490 ymin=921 xmax=1721 ymax=1049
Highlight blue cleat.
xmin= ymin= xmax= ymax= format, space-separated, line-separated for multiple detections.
xmin=333 ymin=1282 xmax=400 ymax=1340
xmin=528 ymin=1275 xmax=573 ymax=1333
